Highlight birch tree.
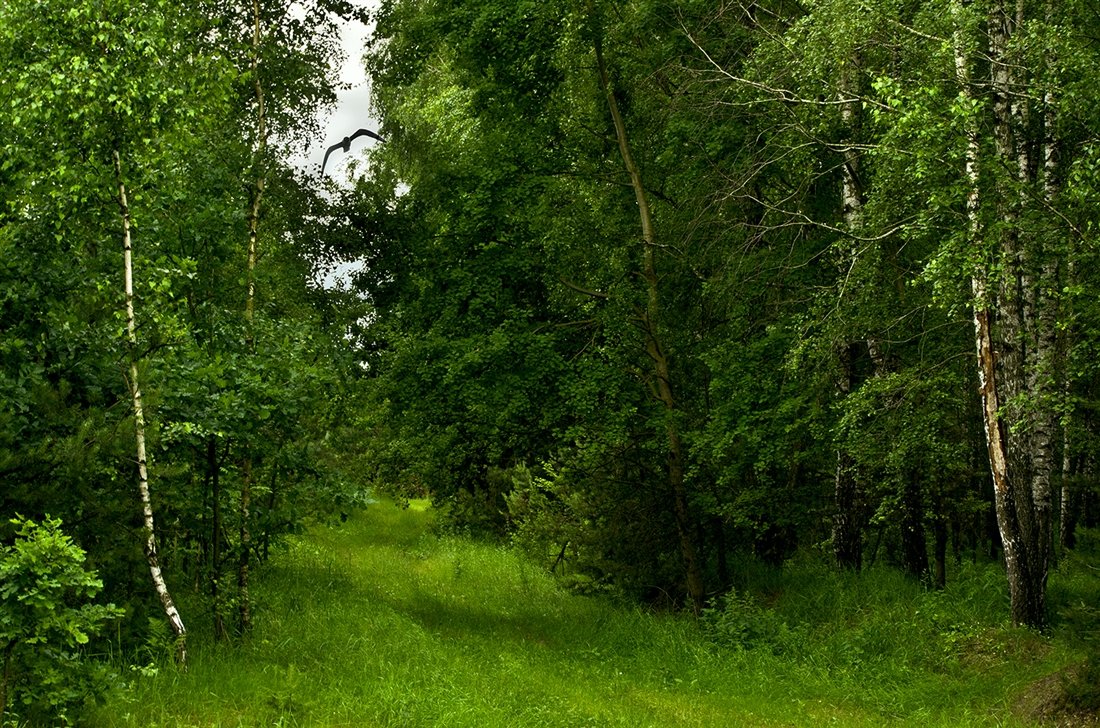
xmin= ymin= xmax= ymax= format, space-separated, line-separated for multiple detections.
xmin=195 ymin=0 xmax=346 ymax=635
xmin=0 ymin=0 xmax=214 ymax=659
xmin=114 ymin=151 xmax=189 ymax=660
xmin=846 ymin=0 xmax=1098 ymax=625
xmin=950 ymin=0 xmax=1067 ymax=628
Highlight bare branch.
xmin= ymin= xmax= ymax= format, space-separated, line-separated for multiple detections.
xmin=559 ymin=277 xmax=610 ymax=300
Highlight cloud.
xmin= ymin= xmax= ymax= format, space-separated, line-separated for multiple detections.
xmin=290 ymin=2 xmax=382 ymax=181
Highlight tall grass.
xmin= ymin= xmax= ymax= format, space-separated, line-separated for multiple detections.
xmin=88 ymin=502 xmax=1084 ymax=727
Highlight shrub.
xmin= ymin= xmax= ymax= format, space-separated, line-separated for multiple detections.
xmin=0 ymin=516 xmax=122 ymax=726
xmin=702 ymin=588 xmax=805 ymax=655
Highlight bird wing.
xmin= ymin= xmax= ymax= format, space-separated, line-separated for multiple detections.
xmin=348 ymin=128 xmax=385 ymax=144
xmin=320 ymin=129 xmax=383 ymax=177
xmin=320 ymin=140 xmax=348 ymax=176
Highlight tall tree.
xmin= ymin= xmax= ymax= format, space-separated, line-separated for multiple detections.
xmin=113 ymin=150 xmax=189 ymax=661
xmin=591 ymin=16 xmax=706 ymax=613
xmin=0 ymin=0 xmax=227 ymax=659
xmin=950 ymin=0 xmax=1064 ymax=628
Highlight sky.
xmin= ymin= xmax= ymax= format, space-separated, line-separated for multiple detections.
xmin=292 ymin=3 xmax=382 ymax=289
xmin=293 ymin=7 xmax=381 ymax=181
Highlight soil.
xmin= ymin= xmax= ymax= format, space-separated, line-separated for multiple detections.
xmin=1014 ymin=664 xmax=1100 ymax=727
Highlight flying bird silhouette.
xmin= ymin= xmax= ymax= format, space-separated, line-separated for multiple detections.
xmin=320 ymin=128 xmax=384 ymax=176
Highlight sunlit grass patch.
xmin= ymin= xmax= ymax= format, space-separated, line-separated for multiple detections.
xmin=91 ymin=502 xmax=1083 ymax=727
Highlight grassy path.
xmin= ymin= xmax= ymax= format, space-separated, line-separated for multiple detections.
xmin=92 ymin=501 xmax=1068 ymax=727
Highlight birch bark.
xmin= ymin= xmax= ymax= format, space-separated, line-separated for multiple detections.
xmin=832 ymin=57 xmax=865 ymax=571
xmin=953 ymin=0 xmax=1055 ymax=628
xmin=114 ymin=149 xmax=188 ymax=663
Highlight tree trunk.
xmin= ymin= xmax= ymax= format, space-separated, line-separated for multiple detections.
xmin=712 ymin=516 xmax=730 ymax=591
xmin=1059 ymin=251 xmax=1077 ymax=553
xmin=1060 ymin=444 xmax=1078 ymax=551
xmin=263 ymin=463 xmax=279 ymax=560
xmin=838 ymin=59 xmax=862 ymax=233
xmin=933 ymin=515 xmax=948 ymax=590
xmin=237 ymin=0 xmax=268 ymax=636
xmin=832 ymin=57 xmax=868 ymax=571
xmin=114 ymin=149 xmax=188 ymax=664
xmin=833 ymin=344 xmax=862 ymax=570
xmin=595 ymin=35 xmax=706 ymax=616
xmin=238 ymin=457 xmax=253 ymax=635
xmin=901 ymin=471 xmax=929 ymax=581
xmin=1051 ymin=43 xmax=1076 ymax=555
xmin=208 ymin=437 xmax=229 ymax=642
xmin=1 ymin=641 xmax=14 ymax=722
xmin=1084 ymin=455 xmax=1098 ymax=529
xmin=954 ymin=1 xmax=1055 ymax=629
xmin=246 ymin=0 xmax=264 ymax=350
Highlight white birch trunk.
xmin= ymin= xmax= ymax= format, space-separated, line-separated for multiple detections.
xmin=954 ymin=0 xmax=1052 ymax=627
xmin=832 ymin=57 xmax=867 ymax=571
xmin=953 ymin=1 xmax=1020 ymax=614
xmin=114 ymin=149 xmax=188 ymax=663
xmin=1031 ymin=0 xmax=1061 ymax=565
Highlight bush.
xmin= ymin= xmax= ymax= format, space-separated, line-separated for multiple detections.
xmin=0 ymin=516 xmax=122 ymax=726
xmin=702 ymin=588 xmax=805 ymax=655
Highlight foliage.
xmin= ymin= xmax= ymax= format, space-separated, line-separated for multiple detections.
xmin=357 ymin=0 xmax=1100 ymax=626
xmin=505 ymin=455 xmax=685 ymax=600
xmin=0 ymin=0 xmax=365 ymax=647
xmin=702 ymin=588 xmax=806 ymax=655
xmin=1 ymin=0 xmax=1099 ymax=713
xmin=0 ymin=517 xmax=122 ymax=726
xmin=1052 ymin=529 xmax=1100 ymax=711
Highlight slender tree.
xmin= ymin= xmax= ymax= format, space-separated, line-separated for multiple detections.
xmin=114 ymin=149 xmax=188 ymax=662
xmin=593 ymin=24 xmax=706 ymax=615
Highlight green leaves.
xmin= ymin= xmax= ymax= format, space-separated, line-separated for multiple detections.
xmin=0 ymin=0 xmax=364 ymax=662
xmin=0 ymin=516 xmax=122 ymax=724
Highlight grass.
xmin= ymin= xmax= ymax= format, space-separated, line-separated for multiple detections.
xmin=87 ymin=501 xmax=1090 ymax=727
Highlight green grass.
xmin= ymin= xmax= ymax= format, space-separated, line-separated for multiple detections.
xmin=88 ymin=502 xmax=1087 ymax=727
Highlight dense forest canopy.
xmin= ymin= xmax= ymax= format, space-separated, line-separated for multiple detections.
xmin=354 ymin=0 xmax=1100 ymax=624
xmin=2 ymin=0 xmax=1100 ymax=722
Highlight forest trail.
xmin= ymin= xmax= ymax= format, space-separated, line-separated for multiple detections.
xmin=93 ymin=501 xmax=1069 ymax=727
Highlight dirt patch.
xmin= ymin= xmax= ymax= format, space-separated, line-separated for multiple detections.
xmin=959 ymin=628 xmax=1051 ymax=671
xmin=1014 ymin=664 xmax=1100 ymax=727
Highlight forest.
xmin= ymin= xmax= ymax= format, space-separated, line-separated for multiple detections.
xmin=2 ymin=0 xmax=1100 ymax=725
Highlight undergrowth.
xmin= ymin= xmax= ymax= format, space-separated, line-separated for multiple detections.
xmin=84 ymin=503 xmax=1091 ymax=727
